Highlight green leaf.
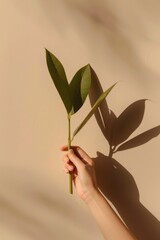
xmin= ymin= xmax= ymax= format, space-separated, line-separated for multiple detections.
xmin=110 ymin=99 xmax=146 ymax=147
xmin=115 ymin=126 xmax=160 ymax=152
xmin=45 ymin=49 xmax=72 ymax=114
xmin=72 ymin=83 xmax=117 ymax=140
xmin=69 ymin=64 xmax=91 ymax=114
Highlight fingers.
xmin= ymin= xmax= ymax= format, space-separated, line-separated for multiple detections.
xmin=64 ymin=164 xmax=74 ymax=173
xmin=60 ymin=145 xmax=93 ymax=166
xmin=63 ymin=154 xmax=75 ymax=173
xmin=67 ymin=149 xmax=84 ymax=169
xmin=76 ymin=147 xmax=92 ymax=165
xmin=60 ymin=145 xmax=68 ymax=151
xmin=60 ymin=145 xmax=78 ymax=151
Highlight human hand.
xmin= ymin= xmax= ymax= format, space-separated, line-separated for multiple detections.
xmin=61 ymin=146 xmax=98 ymax=203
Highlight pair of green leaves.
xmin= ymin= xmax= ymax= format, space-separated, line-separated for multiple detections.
xmin=46 ymin=49 xmax=91 ymax=115
xmin=46 ymin=49 xmax=116 ymax=140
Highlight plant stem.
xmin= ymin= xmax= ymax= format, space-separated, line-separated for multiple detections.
xmin=109 ymin=145 xmax=116 ymax=158
xmin=68 ymin=114 xmax=73 ymax=194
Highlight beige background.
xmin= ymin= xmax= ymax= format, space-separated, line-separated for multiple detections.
xmin=0 ymin=0 xmax=160 ymax=239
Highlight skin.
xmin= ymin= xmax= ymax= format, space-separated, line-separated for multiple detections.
xmin=61 ymin=146 xmax=137 ymax=240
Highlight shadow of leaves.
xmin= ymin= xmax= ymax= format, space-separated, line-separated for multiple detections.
xmin=90 ymin=69 xmax=160 ymax=240
xmin=89 ymin=68 xmax=160 ymax=157
xmin=110 ymin=99 xmax=146 ymax=147
xmin=116 ymin=125 xmax=160 ymax=152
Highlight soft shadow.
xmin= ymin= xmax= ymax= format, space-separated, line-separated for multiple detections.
xmin=94 ymin=153 xmax=160 ymax=240
xmin=90 ymin=71 xmax=160 ymax=240
xmin=89 ymin=68 xmax=160 ymax=156
xmin=89 ymin=68 xmax=113 ymax=143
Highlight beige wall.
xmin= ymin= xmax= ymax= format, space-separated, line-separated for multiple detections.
xmin=0 ymin=0 xmax=160 ymax=239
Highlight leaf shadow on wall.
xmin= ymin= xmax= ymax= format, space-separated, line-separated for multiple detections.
xmin=89 ymin=69 xmax=160 ymax=240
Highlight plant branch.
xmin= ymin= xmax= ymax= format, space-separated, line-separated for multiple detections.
xmin=68 ymin=114 xmax=73 ymax=194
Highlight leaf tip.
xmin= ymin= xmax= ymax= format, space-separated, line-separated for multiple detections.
xmin=87 ymin=63 xmax=91 ymax=68
xmin=85 ymin=64 xmax=91 ymax=72
xmin=45 ymin=48 xmax=49 ymax=53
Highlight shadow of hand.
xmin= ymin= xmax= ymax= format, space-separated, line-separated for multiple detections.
xmin=94 ymin=152 xmax=139 ymax=208
xmin=93 ymin=152 xmax=160 ymax=240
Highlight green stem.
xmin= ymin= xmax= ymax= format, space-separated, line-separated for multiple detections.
xmin=68 ymin=114 xmax=73 ymax=194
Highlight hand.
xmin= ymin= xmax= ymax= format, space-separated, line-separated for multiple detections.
xmin=61 ymin=146 xmax=98 ymax=203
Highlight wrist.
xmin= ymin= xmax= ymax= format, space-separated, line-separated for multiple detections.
xmin=83 ymin=187 xmax=101 ymax=205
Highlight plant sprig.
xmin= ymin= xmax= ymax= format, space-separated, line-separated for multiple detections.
xmin=45 ymin=49 xmax=116 ymax=194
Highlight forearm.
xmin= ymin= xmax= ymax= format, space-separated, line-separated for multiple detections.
xmin=61 ymin=147 xmax=137 ymax=239
xmin=86 ymin=189 xmax=137 ymax=240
